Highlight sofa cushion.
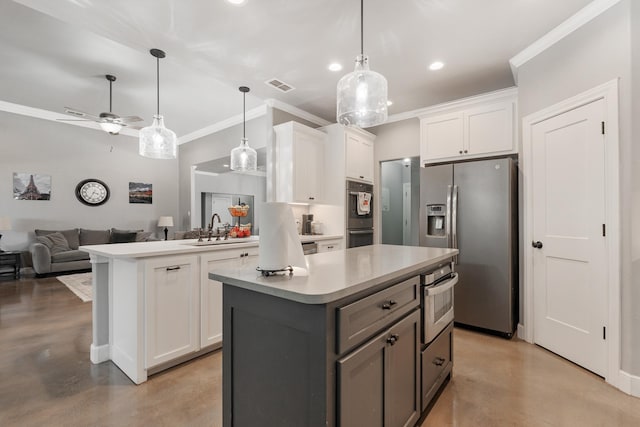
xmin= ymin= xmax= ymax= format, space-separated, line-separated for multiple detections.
xmin=35 ymin=228 xmax=80 ymax=250
xmin=111 ymin=231 xmax=138 ymax=243
xmin=51 ymin=250 xmax=90 ymax=263
xmin=135 ymin=231 xmax=153 ymax=242
xmin=36 ymin=232 xmax=72 ymax=255
xmin=79 ymin=229 xmax=111 ymax=246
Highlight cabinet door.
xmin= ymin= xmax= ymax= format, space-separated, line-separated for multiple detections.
xmin=338 ymin=331 xmax=387 ymax=427
xmin=317 ymin=239 xmax=343 ymax=253
xmin=420 ymin=113 xmax=464 ymax=163
xmin=201 ymin=247 xmax=258 ymax=348
xmin=346 ymin=132 xmax=374 ymax=183
xmin=464 ymin=101 xmax=514 ymax=156
xmin=293 ymin=130 xmax=324 ymax=202
xmin=145 ymin=255 xmax=199 ymax=368
xmin=387 ymin=310 xmax=420 ymax=427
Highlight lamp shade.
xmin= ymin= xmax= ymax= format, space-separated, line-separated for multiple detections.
xmin=157 ymin=216 xmax=174 ymax=227
xmin=0 ymin=217 xmax=11 ymax=230
xmin=230 ymin=138 xmax=257 ymax=171
xmin=139 ymin=115 xmax=177 ymax=159
xmin=337 ymin=54 xmax=388 ymax=128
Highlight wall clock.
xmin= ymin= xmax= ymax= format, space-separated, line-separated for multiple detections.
xmin=75 ymin=178 xmax=110 ymax=206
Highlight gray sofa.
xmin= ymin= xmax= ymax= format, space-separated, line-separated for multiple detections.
xmin=30 ymin=228 xmax=157 ymax=276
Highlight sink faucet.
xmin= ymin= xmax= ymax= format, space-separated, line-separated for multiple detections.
xmin=208 ymin=213 xmax=223 ymax=240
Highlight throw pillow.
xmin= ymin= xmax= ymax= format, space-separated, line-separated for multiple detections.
xmin=36 ymin=232 xmax=71 ymax=255
xmin=111 ymin=231 xmax=138 ymax=244
xmin=135 ymin=231 xmax=153 ymax=242
xmin=35 ymin=229 xmax=80 ymax=250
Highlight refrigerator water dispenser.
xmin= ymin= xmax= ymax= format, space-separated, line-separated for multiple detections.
xmin=426 ymin=204 xmax=446 ymax=237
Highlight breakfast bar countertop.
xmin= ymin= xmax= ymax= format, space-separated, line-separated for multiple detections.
xmin=210 ymin=244 xmax=458 ymax=304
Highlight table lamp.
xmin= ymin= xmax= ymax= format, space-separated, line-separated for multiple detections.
xmin=0 ymin=216 xmax=11 ymax=252
xmin=157 ymin=216 xmax=173 ymax=241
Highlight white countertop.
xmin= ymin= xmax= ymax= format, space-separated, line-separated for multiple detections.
xmin=79 ymin=234 xmax=343 ymax=259
xmin=209 ymin=244 xmax=458 ymax=304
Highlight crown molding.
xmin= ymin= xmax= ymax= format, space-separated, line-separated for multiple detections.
xmin=0 ymin=100 xmax=139 ymax=137
xmin=177 ymin=105 xmax=267 ymax=145
xmin=509 ymin=0 xmax=622 ymax=83
xmin=264 ymin=98 xmax=332 ymax=127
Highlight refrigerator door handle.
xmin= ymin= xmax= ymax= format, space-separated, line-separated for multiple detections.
xmin=452 ymin=185 xmax=459 ymax=264
xmin=446 ymin=185 xmax=453 ymax=248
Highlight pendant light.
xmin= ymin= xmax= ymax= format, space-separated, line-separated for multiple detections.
xmin=336 ymin=0 xmax=388 ymax=128
xmin=230 ymin=86 xmax=257 ymax=171
xmin=139 ymin=48 xmax=177 ymax=159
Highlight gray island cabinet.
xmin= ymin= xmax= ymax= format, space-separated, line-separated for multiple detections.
xmin=210 ymin=244 xmax=458 ymax=427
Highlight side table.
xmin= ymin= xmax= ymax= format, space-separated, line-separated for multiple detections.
xmin=0 ymin=251 xmax=21 ymax=280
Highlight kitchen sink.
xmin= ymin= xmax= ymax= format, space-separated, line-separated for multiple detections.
xmin=182 ymin=236 xmax=259 ymax=246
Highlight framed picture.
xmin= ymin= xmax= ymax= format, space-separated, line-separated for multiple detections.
xmin=129 ymin=182 xmax=152 ymax=204
xmin=13 ymin=173 xmax=51 ymax=200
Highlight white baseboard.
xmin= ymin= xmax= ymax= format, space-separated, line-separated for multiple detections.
xmin=90 ymin=343 xmax=110 ymax=364
xmin=618 ymin=370 xmax=640 ymax=397
xmin=517 ymin=323 xmax=525 ymax=340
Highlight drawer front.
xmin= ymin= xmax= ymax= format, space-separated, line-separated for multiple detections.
xmin=421 ymin=322 xmax=453 ymax=411
xmin=337 ymin=276 xmax=420 ymax=354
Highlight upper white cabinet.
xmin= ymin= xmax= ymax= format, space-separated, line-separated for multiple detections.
xmin=345 ymin=131 xmax=375 ymax=183
xmin=274 ymin=121 xmax=326 ymax=203
xmin=420 ymin=89 xmax=517 ymax=165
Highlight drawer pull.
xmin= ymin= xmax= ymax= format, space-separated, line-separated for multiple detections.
xmin=433 ymin=357 xmax=446 ymax=366
xmin=386 ymin=334 xmax=399 ymax=346
xmin=381 ymin=300 xmax=397 ymax=310
xmin=166 ymin=266 xmax=181 ymax=271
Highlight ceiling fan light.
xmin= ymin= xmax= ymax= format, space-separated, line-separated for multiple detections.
xmin=99 ymin=122 xmax=122 ymax=135
xmin=337 ymin=54 xmax=388 ymax=128
xmin=139 ymin=115 xmax=177 ymax=159
xmin=230 ymin=137 xmax=257 ymax=171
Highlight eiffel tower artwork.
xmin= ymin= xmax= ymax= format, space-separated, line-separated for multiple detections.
xmin=13 ymin=173 xmax=51 ymax=201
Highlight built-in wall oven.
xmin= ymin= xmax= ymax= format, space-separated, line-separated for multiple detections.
xmin=346 ymin=180 xmax=373 ymax=248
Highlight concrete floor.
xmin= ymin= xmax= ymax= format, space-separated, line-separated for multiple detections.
xmin=1 ymin=275 xmax=639 ymax=426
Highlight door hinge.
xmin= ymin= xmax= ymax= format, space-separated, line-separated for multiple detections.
xmin=603 ymin=326 xmax=606 ymax=340
xmin=601 ymin=121 xmax=605 ymax=135
xmin=602 ymin=224 xmax=606 ymax=237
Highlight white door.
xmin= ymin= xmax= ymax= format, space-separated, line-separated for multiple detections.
xmin=531 ymin=98 xmax=607 ymax=376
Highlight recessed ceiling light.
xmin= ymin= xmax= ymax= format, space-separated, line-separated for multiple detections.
xmin=403 ymin=158 xmax=411 ymax=163
xmin=429 ymin=61 xmax=444 ymax=71
xmin=387 ymin=100 xmax=393 ymax=106
xmin=226 ymin=0 xmax=246 ymax=5
xmin=223 ymin=164 xmax=229 ymax=168
xmin=328 ymin=63 xmax=343 ymax=72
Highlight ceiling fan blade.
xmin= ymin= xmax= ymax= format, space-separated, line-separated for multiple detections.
xmin=116 ymin=115 xmax=144 ymax=123
xmin=56 ymin=118 xmax=91 ymax=122
xmin=64 ymin=107 xmax=101 ymax=121
xmin=124 ymin=123 xmax=145 ymax=130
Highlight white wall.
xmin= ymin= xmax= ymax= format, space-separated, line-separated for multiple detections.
xmin=517 ymin=1 xmax=638 ymax=373
xmin=0 ymin=111 xmax=179 ymax=257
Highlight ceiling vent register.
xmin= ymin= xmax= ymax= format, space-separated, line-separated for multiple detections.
xmin=265 ymin=78 xmax=295 ymax=93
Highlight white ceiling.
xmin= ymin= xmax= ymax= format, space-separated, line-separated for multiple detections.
xmin=1 ymin=0 xmax=593 ymax=137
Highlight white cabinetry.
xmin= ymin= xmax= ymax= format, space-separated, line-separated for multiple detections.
xmin=274 ymin=121 xmax=326 ymax=203
xmin=420 ymin=89 xmax=517 ymax=165
xmin=345 ymin=131 xmax=374 ymax=183
xmin=145 ymin=255 xmax=199 ymax=368
xmin=318 ymin=238 xmax=343 ymax=253
xmin=200 ymin=247 xmax=258 ymax=348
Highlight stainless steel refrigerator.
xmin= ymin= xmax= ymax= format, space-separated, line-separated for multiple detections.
xmin=419 ymin=157 xmax=518 ymax=337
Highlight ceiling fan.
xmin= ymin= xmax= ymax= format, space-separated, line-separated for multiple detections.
xmin=59 ymin=74 xmax=144 ymax=135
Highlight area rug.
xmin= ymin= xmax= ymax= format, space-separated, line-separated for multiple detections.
xmin=56 ymin=272 xmax=92 ymax=302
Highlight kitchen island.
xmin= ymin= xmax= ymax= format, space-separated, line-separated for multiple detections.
xmin=79 ymin=234 xmax=342 ymax=384
xmin=210 ymin=244 xmax=458 ymax=427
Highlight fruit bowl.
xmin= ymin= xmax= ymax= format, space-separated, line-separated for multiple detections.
xmin=228 ymin=205 xmax=249 ymax=217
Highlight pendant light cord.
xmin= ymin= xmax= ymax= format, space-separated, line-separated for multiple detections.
xmin=109 ymin=79 xmax=113 ymax=112
xmin=243 ymin=91 xmax=246 ymax=139
xmin=360 ymin=0 xmax=364 ymax=56
xmin=156 ymin=56 xmax=160 ymax=116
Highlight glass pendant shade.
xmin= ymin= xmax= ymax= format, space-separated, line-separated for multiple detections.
xmin=99 ymin=122 xmax=122 ymax=135
xmin=139 ymin=115 xmax=177 ymax=159
xmin=230 ymin=137 xmax=257 ymax=171
xmin=337 ymin=54 xmax=388 ymax=128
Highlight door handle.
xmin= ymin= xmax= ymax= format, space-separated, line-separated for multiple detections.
xmin=532 ymin=241 xmax=543 ymax=249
